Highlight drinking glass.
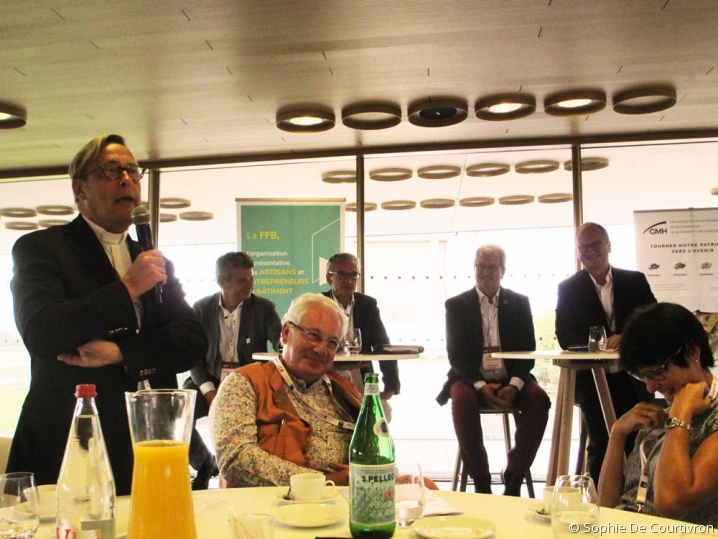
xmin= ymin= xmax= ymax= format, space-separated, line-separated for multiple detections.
xmin=343 ymin=328 xmax=362 ymax=355
xmin=551 ymin=475 xmax=599 ymax=539
xmin=0 ymin=472 xmax=39 ymax=539
xmin=125 ymin=389 xmax=197 ymax=539
xmin=394 ymin=461 xmax=425 ymax=526
xmin=587 ymin=326 xmax=607 ymax=352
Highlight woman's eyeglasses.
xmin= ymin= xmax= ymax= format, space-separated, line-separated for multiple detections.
xmin=628 ymin=345 xmax=685 ymax=382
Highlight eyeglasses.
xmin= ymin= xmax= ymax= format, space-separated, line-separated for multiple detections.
xmin=629 ymin=345 xmax=684 ymax=382
xmin=475 ymin=263 xmax=502 ymax=273
xmin=327 ymin=271 xmax=361 ymax=280
xmin=82 ymin=162 xmax=146 ymax=183
xmin=287 ymin=321 xmax=340 ymax=352
xmin=577 ymin=240 xmax=606 ymax=253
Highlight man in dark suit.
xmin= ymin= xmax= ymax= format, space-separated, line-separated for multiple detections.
xmin=7 ymin=134 xmax=207 ymax=495
xmin=322 ymin=253 xmax=399 ymax=401
xmin=185 ymin=251 xmax=281 ymax=487
xmin=437 ymin=244 xmax=550 ymax=496
xmin=555 ymin=222 xmax=657 ymax=483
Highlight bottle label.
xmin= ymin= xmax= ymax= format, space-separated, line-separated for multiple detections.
xmin=57 ymin=517 xmax=115 ymax=539
xmin=373 ymin=417 xmax=391 ymax=439
xmin=364 ymin=382 xmax=380 ymax=395
xmin=349 ymin=463 xmax=395 ymax=526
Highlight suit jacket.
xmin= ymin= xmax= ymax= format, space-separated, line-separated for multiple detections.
xmin=190 ymin=292 xmax=282 ymax=386
xmin=555 ymin=267 xmax=656 ymax=350
xmin=322 ymin=291 xmax=400 ymax=394
xmin=437 ymin=286 xmax=536 ymax=405
xmin=7 ymin=215 xmax=207 ymax=494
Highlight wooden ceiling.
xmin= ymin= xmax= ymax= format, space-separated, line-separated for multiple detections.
xmin=2 ymin=0 xmax=718 ymax=176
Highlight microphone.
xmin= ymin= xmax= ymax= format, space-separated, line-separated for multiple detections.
xmin=131 ymin=206 xmax=163 ymax=305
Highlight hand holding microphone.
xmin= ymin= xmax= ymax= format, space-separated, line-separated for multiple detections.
xmin=125 ymin=206 xmax=165 ymax=304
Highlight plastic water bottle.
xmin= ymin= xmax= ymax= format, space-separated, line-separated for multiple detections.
xmin=349 ymin=373 xmax=396 ymax=539
xmin=56 ymin=384 xmax=116 ymax=538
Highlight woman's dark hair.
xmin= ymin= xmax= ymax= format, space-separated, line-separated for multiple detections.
xmin=620 ymin=302 xmax=714 ymax=371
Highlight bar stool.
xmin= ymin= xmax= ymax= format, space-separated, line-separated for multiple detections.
xmin=451 ymin=408 xmax=535 ymax=497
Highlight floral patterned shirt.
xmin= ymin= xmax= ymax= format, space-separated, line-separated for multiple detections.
xmin=210 ymin=367 xmax=355 ymax=487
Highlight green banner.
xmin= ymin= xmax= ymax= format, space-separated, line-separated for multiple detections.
xmin=237 ymin=199 xmax=344 ymax=318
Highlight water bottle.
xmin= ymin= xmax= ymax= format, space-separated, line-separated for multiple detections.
xmin=57 ymin=384 xmax=116 ymax=539
xmin=349 ymin=373 xmax=396 ymax=539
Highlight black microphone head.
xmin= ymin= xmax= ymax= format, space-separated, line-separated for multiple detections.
xmin=131 ymin=206 xmax=151 ymax=226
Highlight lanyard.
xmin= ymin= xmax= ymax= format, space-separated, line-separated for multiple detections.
xmin=480 ymin=299 xmax=499 ymax=346
xmin=272 ymin=357 xmax=355 ymax=431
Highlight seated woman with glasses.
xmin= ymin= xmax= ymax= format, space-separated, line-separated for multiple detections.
xmin=598 ymin=302 xmax=718 ymax=526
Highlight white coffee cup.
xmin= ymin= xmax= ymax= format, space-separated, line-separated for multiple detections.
xmin=543 ymin=485 xmax=580 ymax=515
xmin=37 ymin=484 xmax=57 ymax=517
xmin=289 ymin=473 xmax=337 ymax=502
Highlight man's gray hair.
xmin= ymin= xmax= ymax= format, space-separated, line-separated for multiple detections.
xmin=282 ymin=293 xmax=348 ymax=338
xmin=327 ymin=252 xmax=359 ymax=273
xmin=69 ymin=134 xmax=127 ymax=180
xmin=216 ymin=251 xmax=254 ymax=282
xmin=476 ymin=244 xmax=507 ymax=268
xmin=576 ymin=222 xmax=610 ymax=243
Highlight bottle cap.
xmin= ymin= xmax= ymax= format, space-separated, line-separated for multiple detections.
xmin=75 ymin=384 xmax=97 ymax=398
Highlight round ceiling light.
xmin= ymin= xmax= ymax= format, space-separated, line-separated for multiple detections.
xmin=466 ymin=163 xmax=511 ymax=177
xmin=179 ymin=211 xmax=214 ymax=221
xmin=515 ymin=160 xmax=560 ymax=174
xmin=0 ymin=102 xmax=27 ymax=129
xmin=381 ymin=200 xmax=416 ymax=210
xmin=564 ymin=157 xmax=610 ymax=172
xmin=612 ymin=87 xmax=677 ymax=115
xmin=475 ymin=94 xmax=536 ymax=121
xmin=160 ymin=213 xmax=178 ymax=223
xmin=420 ymin=199 xmax=455 ymax=209
xmin=341 ymin=104 xmax=401 ymax=130
xmin=346 ymin=202 xmax=378 ymax=212
xmin=712 ymin=187 xmax=718 ymax=196
xmin=544 ymin=90 xmax=606 ymax=117
xmin=1 ymin=207 xmax=37 ymax=218
xmin=36 ymin=205 xmax=75 ymax=216
xmin=538 ymin=193 xmax=573 ymax=204
xmin=5 ymin=221 xmax=38 ymax=230
xmin=276 ymin=109 xmax=335 ymax=132
xmin=369 ymin=168 xmax=413 ymax=182
xmin=39 ymin=219 xmax=70 ymax=227
xmin=160 ymin=198 xmax=191 ymax=209
xmin=408 ymin=98 xmax=468 ymax=127
xmin=321 ymin=170 xmax=357 ymax=184
xmin=499 ymin=195 xmax=535 ymax=205
xmin=459 ymin=197 xmax=495 ymax=207
xmin=417 ymin=166 xmax=461 ymax=180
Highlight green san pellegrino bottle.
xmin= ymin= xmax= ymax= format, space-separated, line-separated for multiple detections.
xmin=349 ymin=373 xmax=396 ymax=539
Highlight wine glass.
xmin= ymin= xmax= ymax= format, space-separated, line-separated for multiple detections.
xmin=343 ymin=328 xmax=362 ymax=355
xmin=587 ymin=326 xmax=607 ymax=352
xmin=394 ymin=461 xmax=425 ymax=526
xmin=0 ymin=472 xmax=39 ymax=539
xmin=551 ymin=474 xmax=599 ymax=539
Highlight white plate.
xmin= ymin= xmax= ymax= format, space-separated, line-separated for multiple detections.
xmin=412 ymin=516 xmax=497 ymax=539
xmin=274 ymin=490 xmax=339 ymax=504
xmin=274 ymin=503 xmax=347 ymax=528
xmin=526 ymin=502 xmax=551 ymax=521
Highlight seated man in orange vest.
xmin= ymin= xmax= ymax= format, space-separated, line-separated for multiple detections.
xmin=210 ymin=293 xmax=361 ymax=487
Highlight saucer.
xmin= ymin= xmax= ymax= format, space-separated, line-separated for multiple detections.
xmin=274 ymin=490 xmax=339 ymax=503
xmin=274 ymin=503 xmax=347 ymax=527
xmin=412 ymin=516 xmax=497 ymax=539
xmin=526 ymin=502 xmax=551 ymax=521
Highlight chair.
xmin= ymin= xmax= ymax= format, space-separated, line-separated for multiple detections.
xmin=451 ymin=408 xmax=535 ymax=497
xmin=0 ymin=434 xmax=13 ymax=474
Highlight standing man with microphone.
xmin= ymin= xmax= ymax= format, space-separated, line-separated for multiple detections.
xmin=6 ymin=134 xmax=207 ymax=495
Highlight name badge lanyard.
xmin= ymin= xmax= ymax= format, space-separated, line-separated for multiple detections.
xmin=273 ymin=357 xmax=355 ymax=431
xmin=481 ymin=301 xmax=502 ymax=371
xmin=635 ymin=378 xmax=718 ymax=510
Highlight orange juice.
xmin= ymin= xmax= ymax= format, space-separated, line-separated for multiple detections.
xmin=128 ymin=440 xmax=197 ymax=539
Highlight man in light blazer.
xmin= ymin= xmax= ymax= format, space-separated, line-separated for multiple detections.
xmin=7 ymin=134 xmax=207 ymax=495
xmin=186 ymin=251 xmax=281 ymax=487
xmin=437 ymin=244 xmax=550 ymax=496
xmin=556 ymin=222 xmax=657 ymax=483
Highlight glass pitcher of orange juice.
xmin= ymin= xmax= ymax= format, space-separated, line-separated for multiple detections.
xmin=125 ymin=389 xmax=197 ymax=539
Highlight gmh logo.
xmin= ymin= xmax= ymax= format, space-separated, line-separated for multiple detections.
xmin=643 ymin=221 xmax=668 ymax=235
